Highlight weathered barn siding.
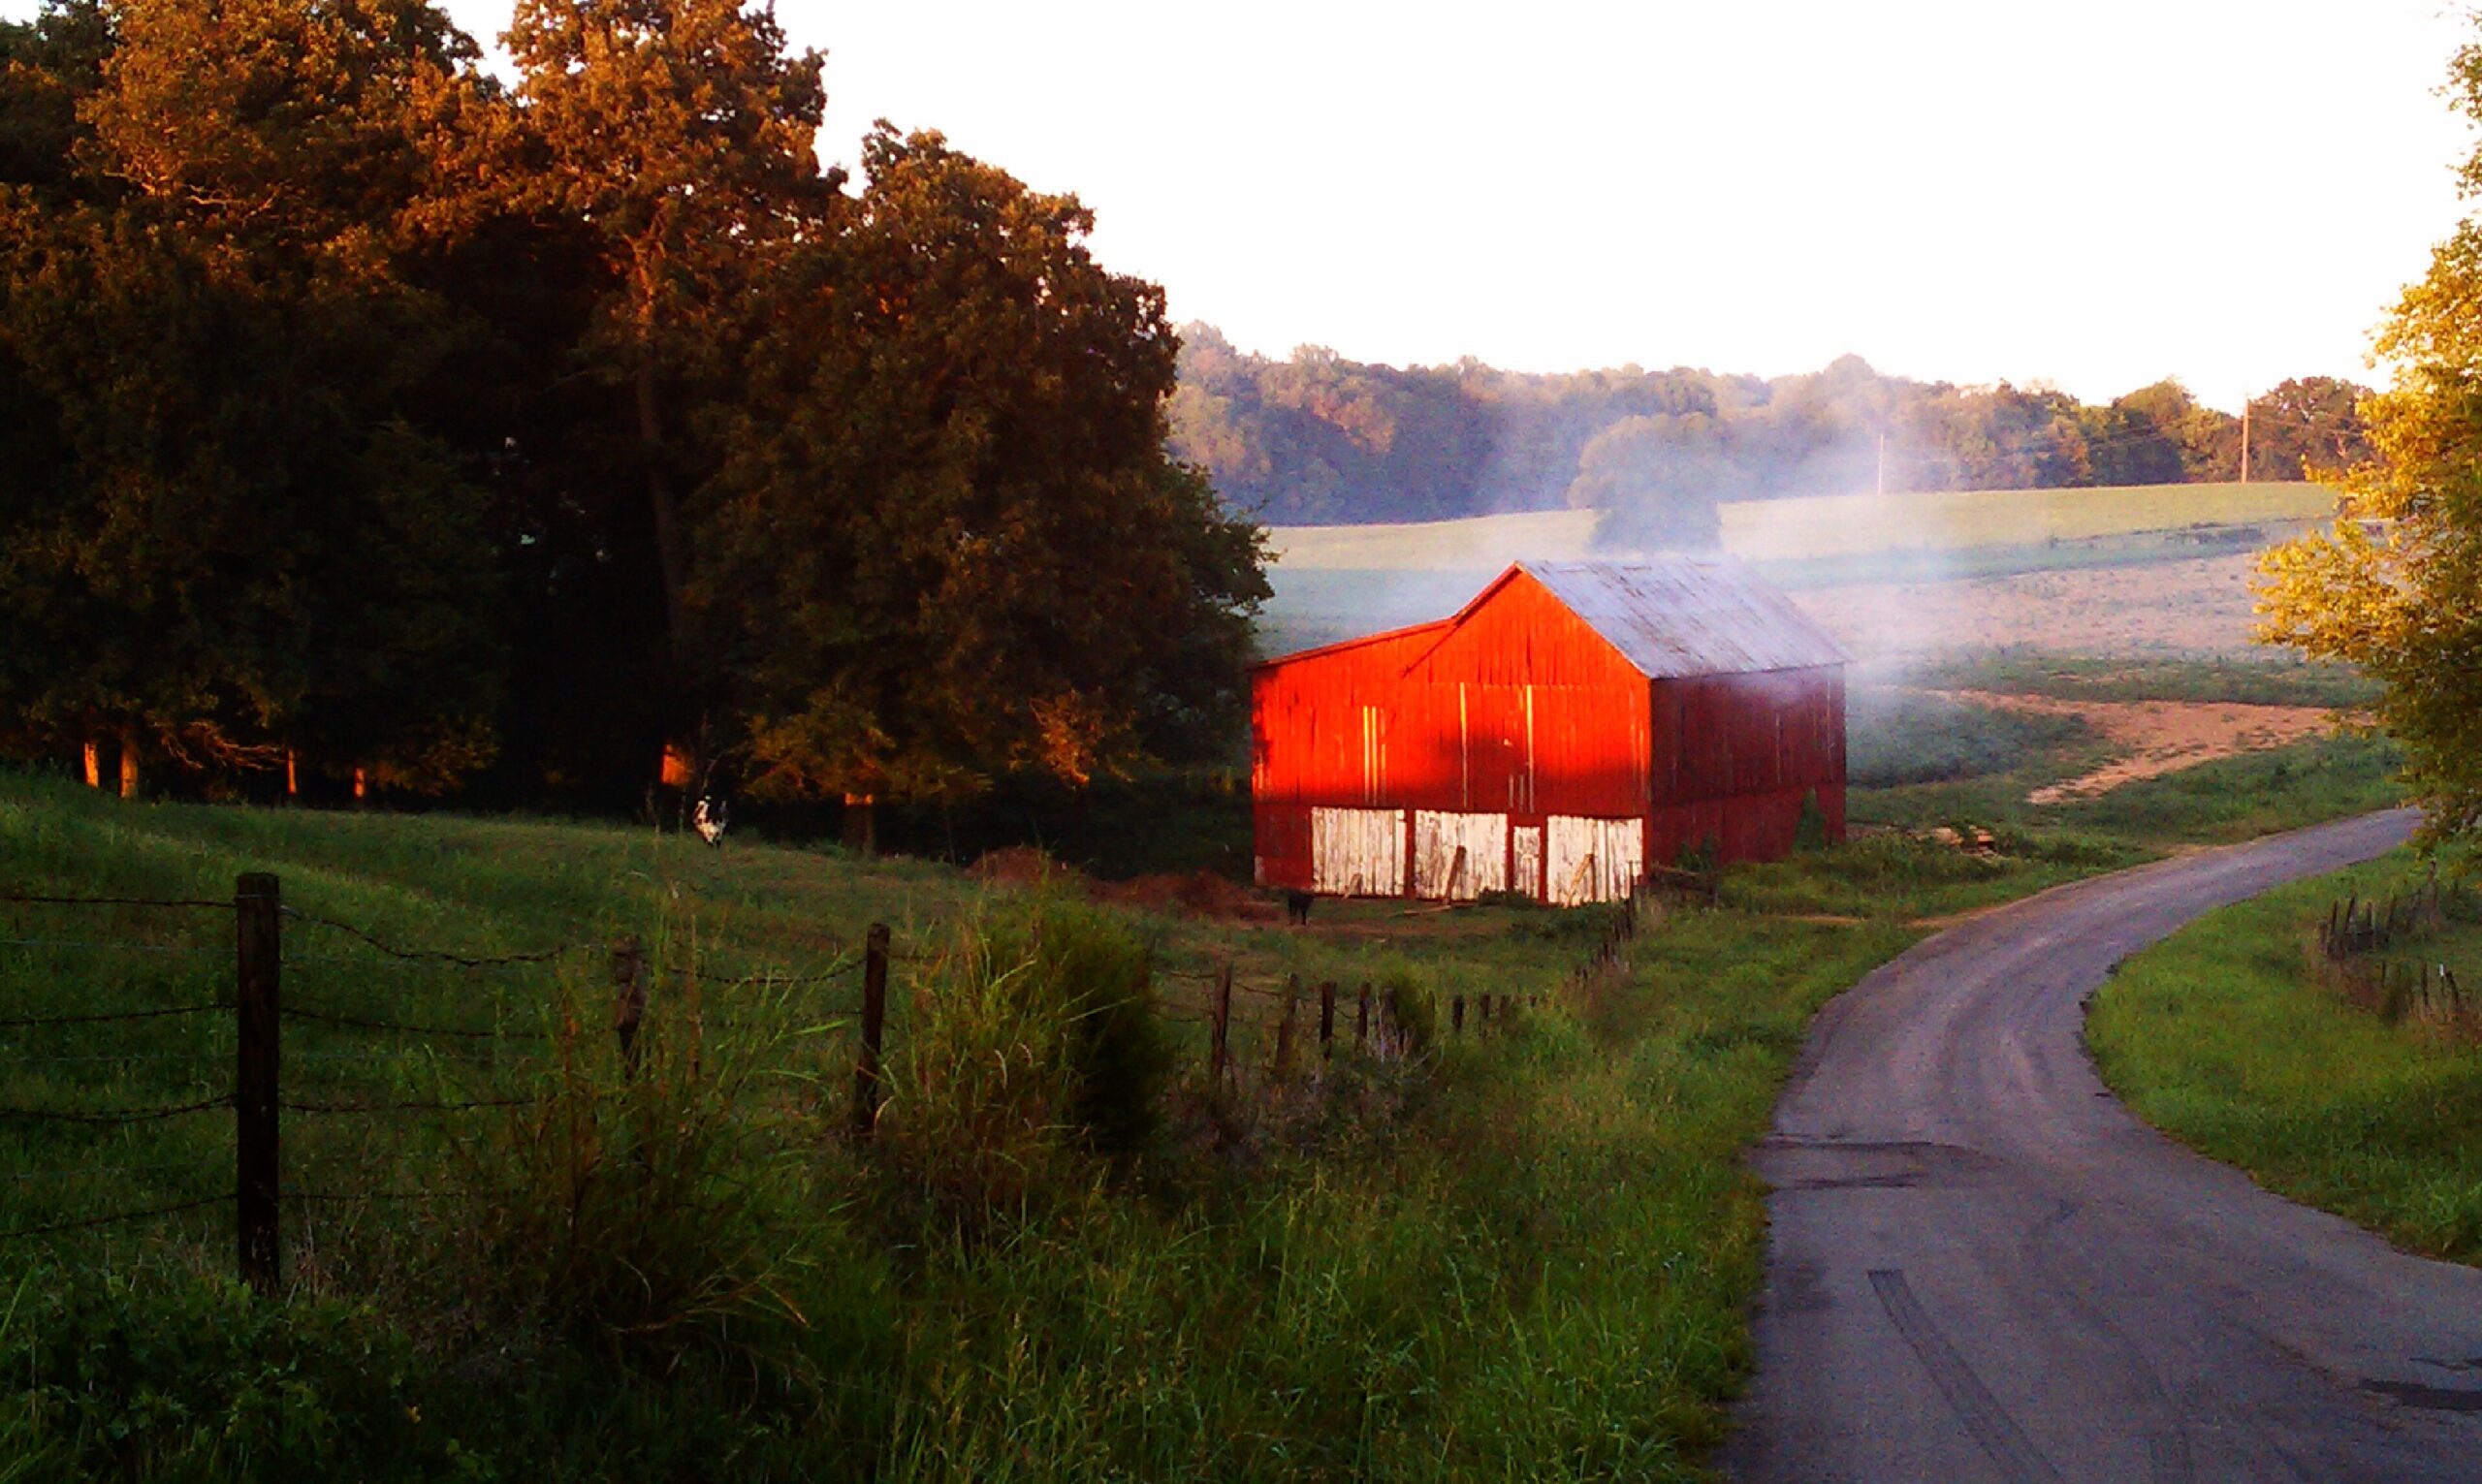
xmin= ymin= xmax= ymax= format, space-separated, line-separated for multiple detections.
xmin=1414 ymin=809 xmax=1510 ymax=900
xmin=1253 ymin=558 xmax=1848 ymax=901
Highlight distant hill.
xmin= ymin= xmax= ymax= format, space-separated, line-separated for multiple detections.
xmin=1170 ymin=325 xmax=2371 ymax=530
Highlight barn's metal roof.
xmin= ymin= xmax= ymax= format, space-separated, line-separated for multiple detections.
xmin=1501 ymin=557 xmax=1851 ymax=679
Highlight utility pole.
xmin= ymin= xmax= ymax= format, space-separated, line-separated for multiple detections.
xmin=2240 ymin=396 xmax=2252 ymax=484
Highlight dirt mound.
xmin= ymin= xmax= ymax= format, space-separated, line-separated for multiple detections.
xmin=1093 ymin=869 xmax=1282 ymax=923
xmin=971 ymin=846 xmax=1279 ymax=923
xmin=970 ymin=844 xmax=1080 ymax=889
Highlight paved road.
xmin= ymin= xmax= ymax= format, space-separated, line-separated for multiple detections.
xmin=1726 ymin=810 xmax=2482 ymax=1482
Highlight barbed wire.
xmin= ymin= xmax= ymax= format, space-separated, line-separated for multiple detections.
xmin=0 ymin=937 xmax=221 ymax=956
xmin=0 ymin=1094 xmax=229 ymax=1125
xmin=280 ymin=1005 xmax=547 ymax=1041
xmin=281 ymin=1187 xmax=504 ymax=1204
xmin=280 ymin=909 xmax=590 ymax=969
xmin=0 ymin=1051 xmax=231 ymax=1065
xmin=0 ymin=1193 xmax=231 ymax=1243
xmin=0 ymin=892 xmax=230 ymax=911
xmin=662 ymin=962 xmax=859 ymax=988
xmin=0 ymin=1003 xmax=224 ymax=1028
xmin=282 ymin=1094 xmax=536 ymax=1116
xmin=0 ymin=1159 xmax=214 ymax=1184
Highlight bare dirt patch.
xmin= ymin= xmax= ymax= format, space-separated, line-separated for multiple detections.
xmin=971 ymin=845 xmax=1280 ymax=923
xmin=1941 ymin=688 xmax=2339 ymax=804
xmin=1794 ymin=553 xmax=2269 ymax=662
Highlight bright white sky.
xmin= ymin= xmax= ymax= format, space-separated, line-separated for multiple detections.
xmin=14 ymin=0 xmax=2478 ymax=409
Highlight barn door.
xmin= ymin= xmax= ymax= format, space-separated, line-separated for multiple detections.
xmin=1414 ymin=811 xmax=1509 ymax=900
xmin=1511 ymin=825 xmax=1543 ymax=902
xmin=1547 ymin=816 xmax=1646 ymax=905
xmin=1311 ymin=806 xmax=1406 ymax=897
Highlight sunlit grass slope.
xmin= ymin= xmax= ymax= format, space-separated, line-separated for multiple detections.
xmin=2090 ymin=854 xmax=2482 ymax=1264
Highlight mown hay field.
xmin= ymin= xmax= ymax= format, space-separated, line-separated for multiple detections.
xmin=1263 ymin=481 xmax=2330 ymax=571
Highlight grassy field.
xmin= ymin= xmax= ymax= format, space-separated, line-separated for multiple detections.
xmin=0 ymin=774 xmax=1974 ymax=1480
xmin=1903 ymin=649 xmax=2380 ymax=710
xmin=0 ymin=715 xmax=2409 ymax=1481
xmin=1255 ymin=483 xmax=2332 ymax=660
xmin=1263 ymin=482 xmax=2330 ymax=572
xmin=2089 ymin=853 xmax=2482 ymax=1264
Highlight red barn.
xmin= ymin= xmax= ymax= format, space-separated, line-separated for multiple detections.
xmin=1251 ymin=557 xmax=1849 ymax=904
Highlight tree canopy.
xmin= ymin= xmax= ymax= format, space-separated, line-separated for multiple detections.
xmin=0 ymin=0 xmax=1265 ymax=809
xmin=2256 ymin=27 xmax=2482 ymax=849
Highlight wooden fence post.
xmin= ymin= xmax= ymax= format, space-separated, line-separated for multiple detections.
xmin=1319 ymin=981 xmax=1336 ymax=1058
xmin=235 ymin=872 xmax=281 ymax=1298
xmin=1451 ymin=995 xmax=1466 ymax=1034
xmin=852 ymin=923 xmax=890 ymax=1142
xmin=610 ymin=934 xmax=648 ymax=1074
xmin=1273 ymin=973 xmax=1300 ymax=1081
xmin=1210 ymin=963 xmax=1232 ymax=1089
xmin=1355 ymin=982 xmax=1370 ymax=1048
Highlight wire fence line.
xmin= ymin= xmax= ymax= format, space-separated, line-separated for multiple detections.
xmin=278 ymin=1004 xmax=548 ymax=1041
xmin=0 ymin=1193 xmax=232 ymax=1244
xmin=0 ymin=1002 xmax=224 ymax=1029
xmin=280 ymin=907 xmax=594 ymax=968
xmin=0 ymin=891 xmax=232 ymax=911
xmin=1 ymin=866 xmax=1650 ymax=1294
xmin=0 ymin=873 xmax=902 ymax=1292
xmin=0 ymin=1093 xmax=233 ymax=1125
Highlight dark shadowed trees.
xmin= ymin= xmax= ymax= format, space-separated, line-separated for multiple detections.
xmin=0 ymin=0 xmax=505 ymax=795
xmin=694 ymin=128 xmax=1267 ymax=818
xmin=502 ymin=0 xmax=834 ymax=674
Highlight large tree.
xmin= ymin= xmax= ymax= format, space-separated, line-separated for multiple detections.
xmin=0 ymin=0 xmax=506 ymax=795
xmin=2256 ymin=30 xmax=2482 ymax=849
xmin=501 ymin=0 xmax=834 ymax=679
xmin=693 ymin=127 xmax=1266 ymax=823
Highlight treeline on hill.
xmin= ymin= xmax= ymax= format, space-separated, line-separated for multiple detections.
xmin=0 ymin=0 xmax=1267 ymax=817
xmin=1171 ymin=324 xmax=2374 ymax=538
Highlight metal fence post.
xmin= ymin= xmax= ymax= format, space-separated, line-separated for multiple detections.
xmin=235 ymin=872 xmax=281 ymax=1297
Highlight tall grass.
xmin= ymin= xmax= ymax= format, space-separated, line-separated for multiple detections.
xmin=0 ymin=751 xmax=2420 ymax=1479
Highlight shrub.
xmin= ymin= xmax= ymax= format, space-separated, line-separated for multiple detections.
xmin=879 ymin=900 xmax=1168 ymax=1229
xmin=444 ymin=964 xmax=838 ymax=1379
xmin=1795 ymin=789 xmax=1830 ymax=851
xmin=1377 ymin=963 xmax=1439 ymax=1055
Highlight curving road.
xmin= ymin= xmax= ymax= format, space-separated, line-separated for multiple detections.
xmin=1725 ymin=809 xmax=2482 ymax=1482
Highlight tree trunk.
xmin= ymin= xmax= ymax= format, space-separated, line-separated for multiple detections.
xmin=116 ymin=731 xmax=142 ymax=800
xmin=82 ymin=741 xmax=101 ymax=789
xmin=843 ymin=793 xmax=877 ymax=858
xmin=635 ymin=357 xmax=687 ymax=662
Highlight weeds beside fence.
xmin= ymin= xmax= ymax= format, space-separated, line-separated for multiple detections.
xmin=1 ymin=868 xmax=1665 ymax=1292
xmin=2312 ymin=879 xmax=2478 ymax=1040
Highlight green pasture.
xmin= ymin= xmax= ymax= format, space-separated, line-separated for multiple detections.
xmin=0 ymin=683 xmax=2411 ymax=1480
xmin=1263 ymin=481 xmax=2331 ymax=572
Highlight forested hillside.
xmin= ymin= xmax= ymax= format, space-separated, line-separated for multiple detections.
xmin=1170 ymin=324 xmax=2372 ymax=530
